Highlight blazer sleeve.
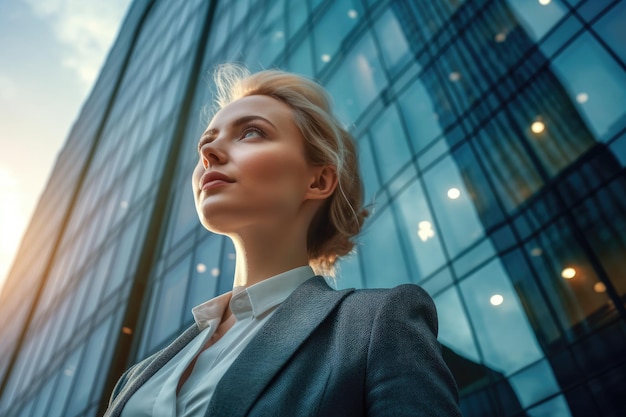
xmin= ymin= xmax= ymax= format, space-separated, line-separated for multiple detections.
xmin=365 ymin=284 xmax=461 ymax=417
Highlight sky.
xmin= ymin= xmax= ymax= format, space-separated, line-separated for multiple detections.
xmin=0 ymin=0 xmax=132 ymax=292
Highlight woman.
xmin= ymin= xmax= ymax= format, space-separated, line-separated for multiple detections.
xmin=105 ymin=66 xmax=460 ymax=417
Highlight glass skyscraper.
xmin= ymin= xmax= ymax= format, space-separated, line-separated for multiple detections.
xmin=1 ymin=0 xmax=625 ymax=415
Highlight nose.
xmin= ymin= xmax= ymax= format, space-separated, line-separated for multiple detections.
xmin=199 ymin=141 xmax=227 ymax=168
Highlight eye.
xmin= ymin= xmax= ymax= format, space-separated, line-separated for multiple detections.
xmin=241 ymin=126 xmax=264 ymax=140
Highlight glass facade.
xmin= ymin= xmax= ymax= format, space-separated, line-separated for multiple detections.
xmin=0 ymin=0 xmax=625 ymax=416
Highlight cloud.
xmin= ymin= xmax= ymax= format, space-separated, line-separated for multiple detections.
xmin=24 ymin=0 xmax=131 ymax=86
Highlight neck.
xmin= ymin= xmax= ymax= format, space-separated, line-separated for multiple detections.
xmin=229 ymin=225 xmax=310 ymax=288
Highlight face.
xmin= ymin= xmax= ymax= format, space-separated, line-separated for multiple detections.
xmin=192 ymin=95 xmax=315 ymax=235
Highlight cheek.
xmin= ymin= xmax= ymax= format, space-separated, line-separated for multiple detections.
xmin=244 ymin=150 xmax=308 ymax=186
xmin=191 ymin=162 xmax=203 ymax=194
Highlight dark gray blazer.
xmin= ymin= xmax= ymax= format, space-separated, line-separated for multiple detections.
xmin=105 ymin=277 xmax=460 ymax=416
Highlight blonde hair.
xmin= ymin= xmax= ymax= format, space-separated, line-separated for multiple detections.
xmin=211 ymin=64 xmax=368 ymax=275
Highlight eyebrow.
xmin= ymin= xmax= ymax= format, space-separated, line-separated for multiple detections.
xmin=197 ymin=115 xmax=277 ymax=151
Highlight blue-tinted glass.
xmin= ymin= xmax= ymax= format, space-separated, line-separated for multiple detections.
xmin=369 ymin=104 xmax=412 ymax=184
xmin=508 ymin=359 xmax=562 ymax=409
xmin=397 ymin=77 xmax=444 ymax=153
xmin=609 ymin=132 xmax=626 ymax=166
xmin=135 ymin=138 xmax=167 ymax=198
xmin=65 ymin=316 xmax=113 ymax=417
xmin=594 ymin=2 xmax=626 ymax=66
xmin=422 ymin=155 xmax=484 ymax=258
xmin=287 ymin=36 xmax=314 ymax=78
xmin=395 ymin=180 xmax=447 ymax=280
xmin=169 ymin=184 xmax=198 ymax=245
xmin=231 ymin=0 xmax=249 ymax=29
xmin=572 ymin=180 xmax=626 ymax=298
xmin=506 ymin=0 xmax=568 ymax=42
xmin=47 ymin=346 xmax=84 ymax=417
xmin=473 ymin=116 xmax=543 ymax=212
xmin=30 ymin=375 xmax=56 ymax=417
xmin=185 ymin=235 xmax=221 ymax=312
xmin=313 ymin=0 xmax=363 ymax=70
xmin=335 ymin=251 xmax=363 ymax=289
xmin=288 ymin=0 xmax=307 ymax=36
xmin=325 ymin=32 xmax=386 ymax=123
xmin=149 ymin=253 xmax=191 ymax=348
xmin=357 ymin=136 xmax=381 ymax=206
xmin=433 ymin=286 xmax=480 ymax=363
xmin=80 ymin=245 xmax=115 ymax=321
xmin=243 ymin=0 xmax=285 ymax=68
xmin=550 ymin=33 xmax=626 ymax=141
xmin=17 ymin=398 xmax=34 ymax=417
xmin=374 ymin=9 xmax=411 ymax=73
xmin=359 ymin=206 xmax=410 ymax=288
xmin=526 ymin=394 xmax=572 ymax=417
xmin=525 ymin=219 xmax=615 ymax=333
xmin=453 ymin=238 xmax=497 ymax=280
xmin=460 ymin=258 xmax=544 ymax=375
xmin=207 ymin=6 xmax=231 ymax=57
xmin=104 ymin=215 xmax=143 ymax=297
xmin=217 ymin=237 xmax=236 ymax=295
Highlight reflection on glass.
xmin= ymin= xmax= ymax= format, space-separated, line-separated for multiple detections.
xmin=530 ymin=120 xmax=545 ymax=134
xmin=490 ymin=294 xmax=504 ymax=306
xmin=326 ymin=31 xmax=386 ymax=122
xmin=447 ymin=188 xmax=460 ymax=199
xmin=508 ymin=359 xmax=569 ymax=412
xmin=551 ymin=33 xmax=626 ymax=141
xmin=359 ymin=206 xmax=409 ymax=288
xmin=369 ymin=104 xmax=412 ymax=184
xmin=374 ymin=9 xmax=411 ymax=72
xmin=396 ymin=181 xmax=447 ymax=279
xmin=506 ymin=0 xmax=567 ymax=41
xmin=423 ymin=156 xmax=484 ymax=258
xmin=417 ymin=221 xmax=434 ymax=242
xmin=460 ymin=259 xmax=544 ymax=376
xmin=448 ymin=71 xmax=461 ymax=82
xmin=434 ymin=287 xmax=481 ymax=363
xmin=397 ymin=77 xmax=444 ymax=153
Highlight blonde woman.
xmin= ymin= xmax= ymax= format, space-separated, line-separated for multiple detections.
xmin=105 ymin=66 xmax=460 ymax=417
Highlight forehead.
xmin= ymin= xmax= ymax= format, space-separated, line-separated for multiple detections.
xmin=208 ymin=95 xmax=295 ymax=129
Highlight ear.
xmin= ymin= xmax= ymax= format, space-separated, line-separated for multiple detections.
xmin=305 ymin=165 xmax=338 ymax=201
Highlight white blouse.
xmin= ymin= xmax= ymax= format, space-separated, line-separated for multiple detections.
xmin=121 ymin=266 xmax=315 ymax=417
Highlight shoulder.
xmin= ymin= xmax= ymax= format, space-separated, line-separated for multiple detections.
xmin=346 ymin=283 xmax=435 ymax=310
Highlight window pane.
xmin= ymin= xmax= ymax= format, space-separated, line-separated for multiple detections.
xmin=374 ymin=9 xmax=411 ymax=72
xmin=326 ymin=32 xmax=386 ymax=123
xmin=47 ymin=346 xmax=84 ymax=417
xmin=359 ymin=207 xmax=409 ymax=288
xmin=65 ymin=317 xmax=114 ymax=417
xmin=395 ymin=180 xmax=447 ymax=280
xmin=551 ymin=33 xmax=626 ymax=141
xmin=506 ymin=0 xmax=567 ymax=42
xmin=593 ymin=1 xmax=626 ymax=65
xmin=422 ymin=155 xmax=484 ymax=258
xmin=460 ymin=258 xmax=544 ymax=375
xmin=397 ymin=77 xmax=444 ymax=153
xmin=369 ymin=105 xmax=412 ymax=184
xmin=434 ymin=286 xmax=480 ymax=363
xmin=148 ymin=253 xmax=191 ymax=348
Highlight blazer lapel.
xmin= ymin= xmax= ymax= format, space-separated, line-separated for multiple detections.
xmin=205 ymin=276 xmax=354 ymax=417
xmin=106 ymin=324 xmax=200 ymax=417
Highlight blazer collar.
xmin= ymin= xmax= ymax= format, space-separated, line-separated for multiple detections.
xmin=205 ymin=276 xmax=354 ymax=417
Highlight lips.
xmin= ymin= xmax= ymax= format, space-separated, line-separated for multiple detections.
xmin=199 ymin=171 xmax=235 ymax=191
